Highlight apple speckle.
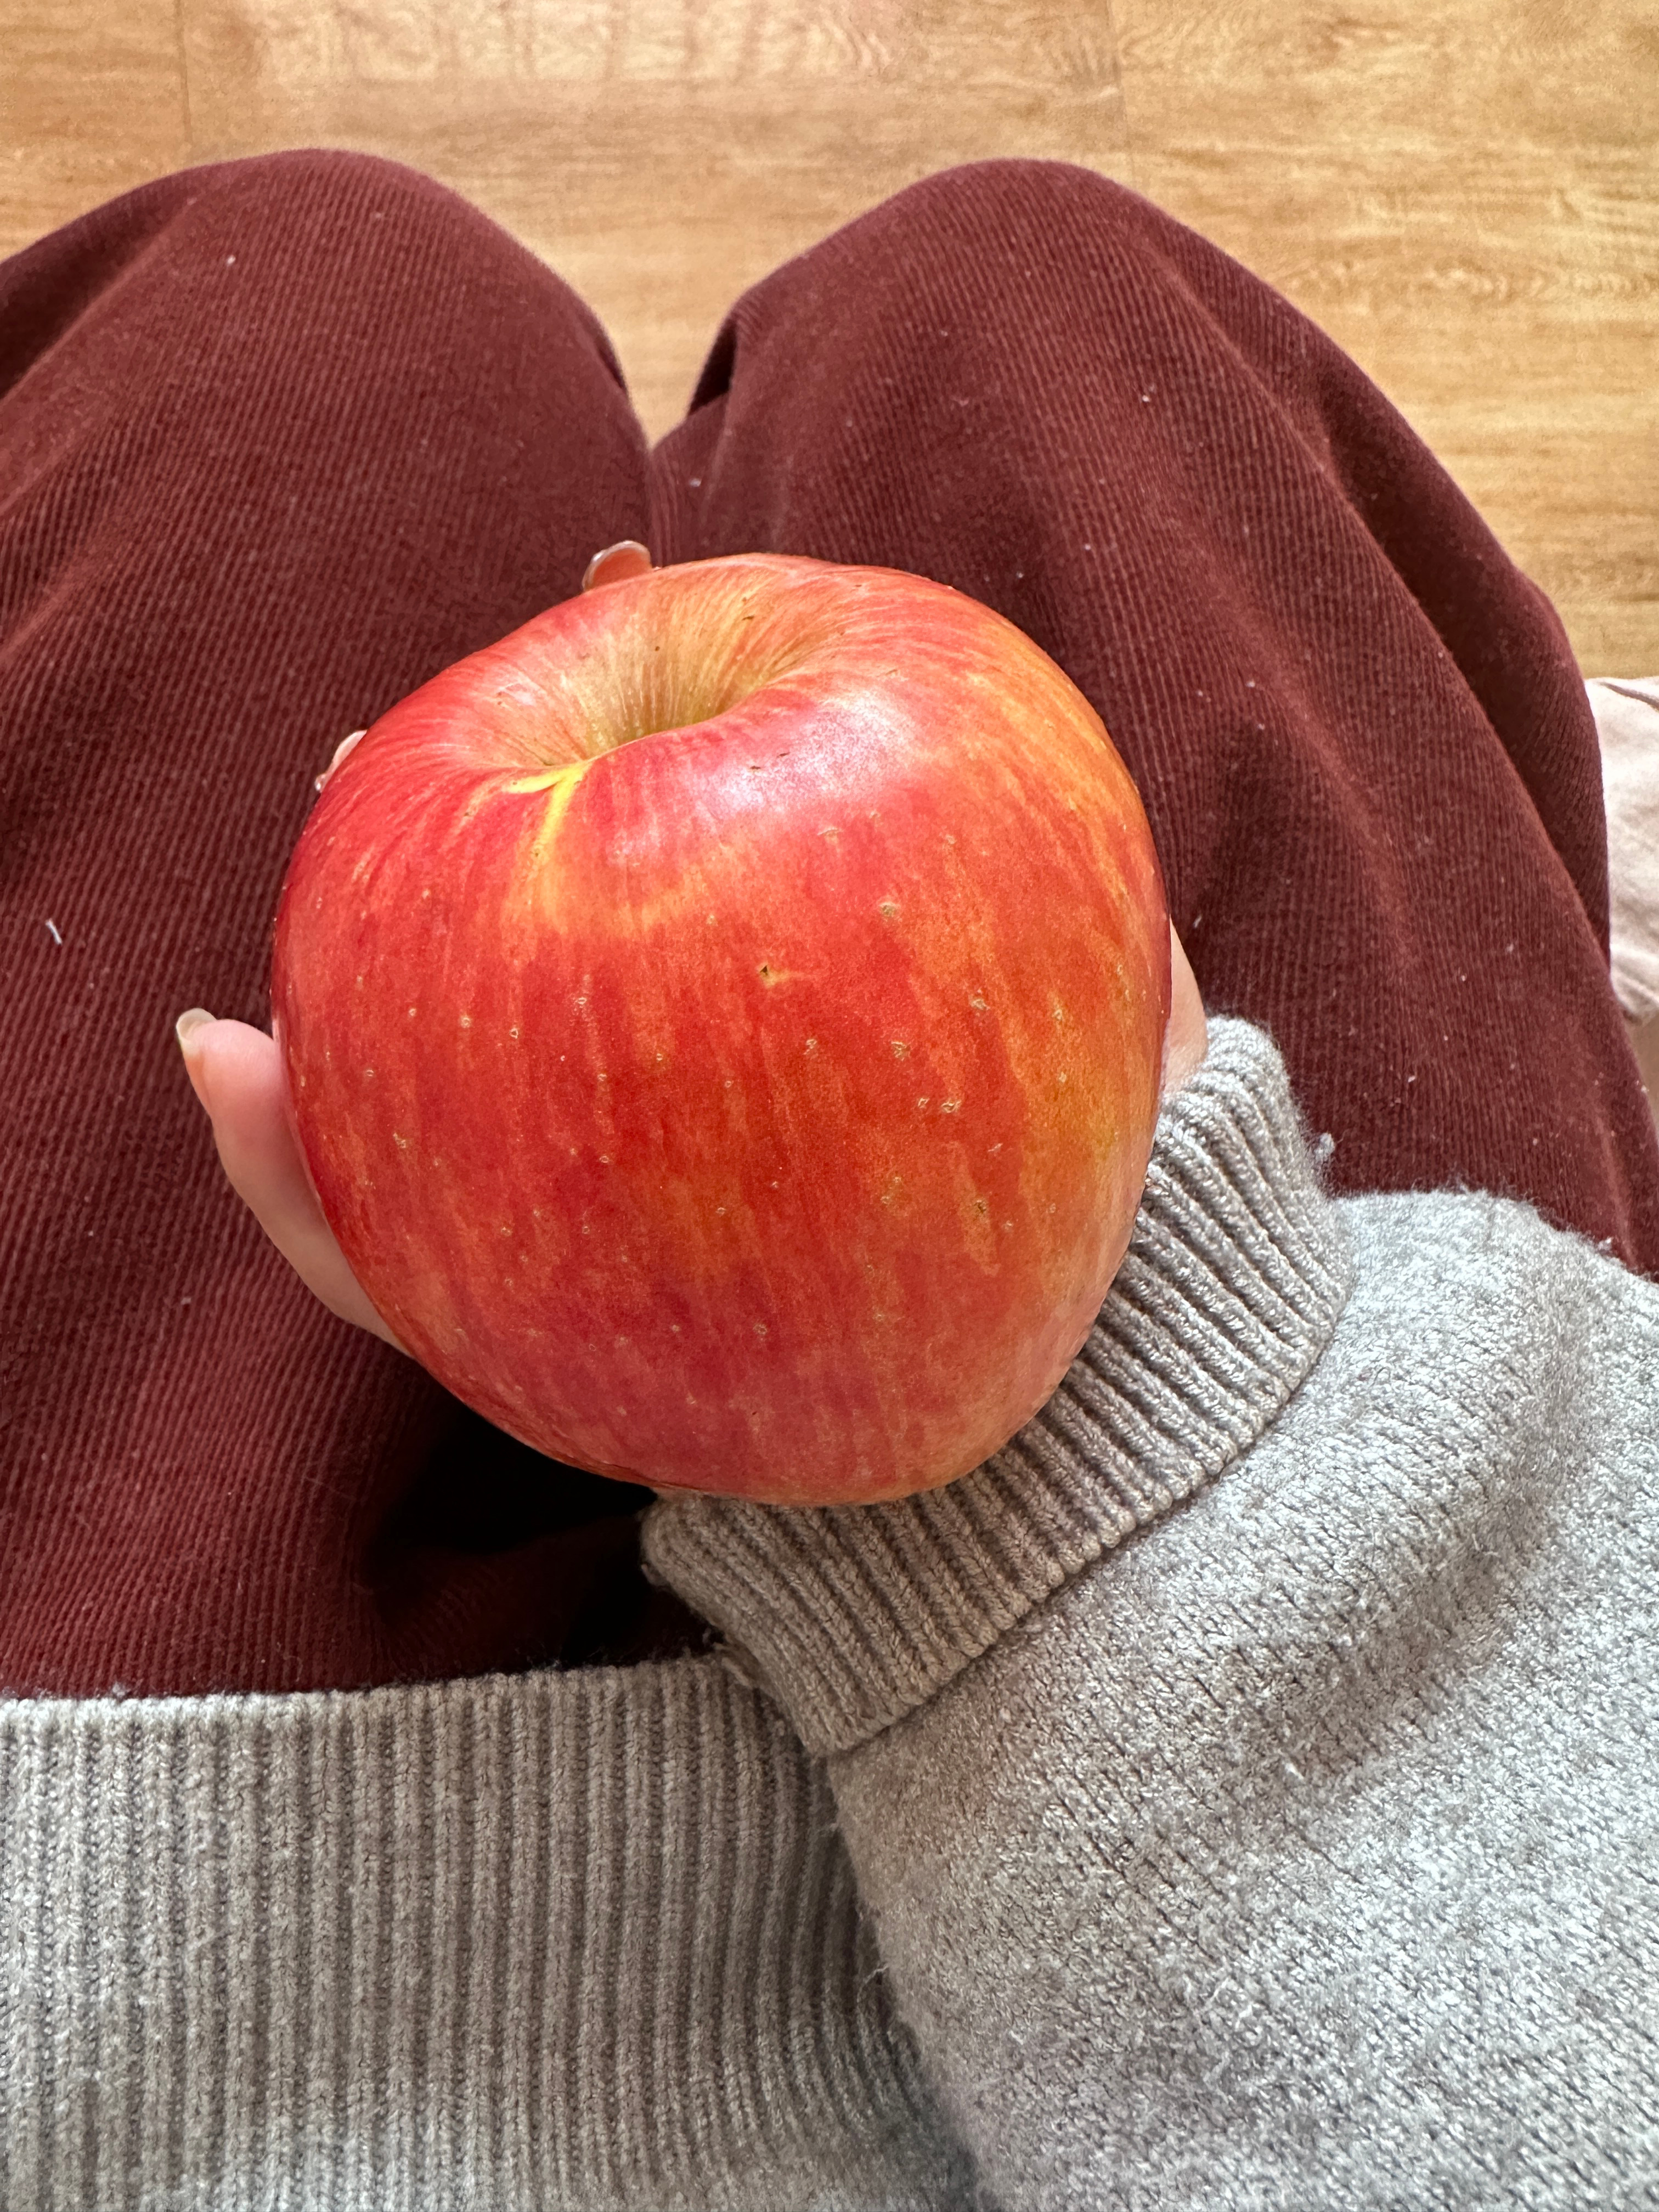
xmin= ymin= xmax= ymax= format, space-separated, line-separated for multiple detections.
xmin=510 ymin=1025 xmax=521 ymax=1041
xmin=941 ymin=1099 xmax=962 ymax=1113
xmin=1053 ymin=1005 xmax=1067 ymax=1023
xmin=393 ymin=1132 xmax=409 ymax=1150
xmin=1057 ymin=1071 xmax=1068 ymax=1085
xmin=804 ymin=1038 xmax=819 ymax=1054
xmin=878 ymin=899 xmax=899 ymax=919
xmin=970 ymin=996 xmax=989 ymax=1013
xmin=715 ymin=1206 xmax=727 ymax=1216
xmin=891 ymin=1041 xmax=909 ymax=1058
xmin=974 ymin=1198 xmax=989 ymax=1217
xmin=989 ymin=1141 xmax=1002 ymax=1154
xmin=363 ymin=1068 xmax=375 ymax=1081
xmin=599 ymin=1154 xmax=611 ymax=1165
xmin=1002 ymin=1221 xmax=1013 ymax=1232
xmin=459 ymin=1014 xmax=472 ymax=1029
xmin=670 ymin=1323 xmax=681 ymax=1334
xmin=421 ymin=888 xmax=431 ymax=900
xmin=917 ymin=1096 xmax=930 ymax=1109
xmin=407 ymin=1006 xmax=417 ymax=1018
xmin=298 ymin=1075 xmax=306 ymax=1089
xmin=753 ymin=1323 xmax=768 ymax=1338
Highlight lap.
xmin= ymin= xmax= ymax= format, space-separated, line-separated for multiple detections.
xmin=3 ymin=149 xmax=1652 ymax=1699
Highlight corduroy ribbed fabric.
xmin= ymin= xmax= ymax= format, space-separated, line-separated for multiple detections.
xmin=0 ymin=153 xmax=691 ymax=1698
xmin=3 ymin=150 xmax=1656 ymax=1697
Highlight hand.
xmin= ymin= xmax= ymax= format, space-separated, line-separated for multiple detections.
xmin=1164 ymin=922 xmax=1208 ymax=1095
xmin=175 ymin=539 xmax=1207 ymax=1350
xmin=177 ymin=922 xmax=1205 ymax=1352
xmin=175 ymin=1008 xmax=409 ymax=1351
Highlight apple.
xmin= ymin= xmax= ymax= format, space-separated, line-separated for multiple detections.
xmin=270 ymin=553 xmax=1170 ymax=1505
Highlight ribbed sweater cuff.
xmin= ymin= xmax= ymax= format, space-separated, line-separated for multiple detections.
xmin=0 ymin=1660 xmax=966 ymax=2208
xmin=643 ymin=1019 xmax=1354 ymax=1756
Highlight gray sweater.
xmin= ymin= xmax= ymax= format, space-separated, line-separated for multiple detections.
xmin=3 ymin=1017 xmax=1655 ymax=2209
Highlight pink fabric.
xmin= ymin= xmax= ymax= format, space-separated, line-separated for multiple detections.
xmin=1591 ymin=678 xmax=1659 ymax=1025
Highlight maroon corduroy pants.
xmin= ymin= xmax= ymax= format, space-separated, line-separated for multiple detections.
xmin=4 ymin=150 xmax=1655 ymax=1698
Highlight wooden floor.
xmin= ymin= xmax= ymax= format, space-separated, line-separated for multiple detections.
xmin=4 ymin=0 xmax=1655 ymax=672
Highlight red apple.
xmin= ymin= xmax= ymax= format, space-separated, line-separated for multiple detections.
xmin=270 ymin=554 xmax=1169 ymax=1505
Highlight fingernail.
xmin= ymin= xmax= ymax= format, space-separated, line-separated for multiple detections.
xmin=315 ymin=728 xmax=366 ymax=795
xmin=582 ymin=540 xmax=653 ymax=593
xmin=175 ymin=1009 xmax=216 ymax=1113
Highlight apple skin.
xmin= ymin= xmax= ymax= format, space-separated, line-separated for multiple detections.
xmin=270 ymin=554 xmax=1169 ymax=1506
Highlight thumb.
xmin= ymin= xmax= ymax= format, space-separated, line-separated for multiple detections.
xmin=174 ymin=1010 xmax=408 ymax=1353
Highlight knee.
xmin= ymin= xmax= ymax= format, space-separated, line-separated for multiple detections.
xmin=129 ymin=148 xmax=547 ymax=375
xmin=172 ymin=147 xmax=479 ymax=252
xmin=861 ymin=156 xmax=1157 ymax=267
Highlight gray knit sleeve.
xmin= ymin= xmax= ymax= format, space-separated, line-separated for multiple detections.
xmin=645 ymin=1019 xmax=1659 ymax=2209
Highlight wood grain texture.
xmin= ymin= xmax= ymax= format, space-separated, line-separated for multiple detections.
xmin=0 ymin=0 xmax=1652 ymax=667
xmin=1111 ymin=0 xmax=1658 ymax=671
xmin=175 ymin=0 xmax=1130 ymax=437
xmin=0 ymin=0 xmax=190 ymax=246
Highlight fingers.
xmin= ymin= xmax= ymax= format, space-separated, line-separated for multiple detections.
xmin=174 ymin=913 xmax=1197 ymax=1357
xmin=1161 ymin=923 xmax=1209 ymax=1098
xmin=174 ymin=1012 xmax=408 ymax=1352
xmin=314 ymin=727 xmax=366 ymax=795
xmin=582 ymin=539 xmax=653 ymax=591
